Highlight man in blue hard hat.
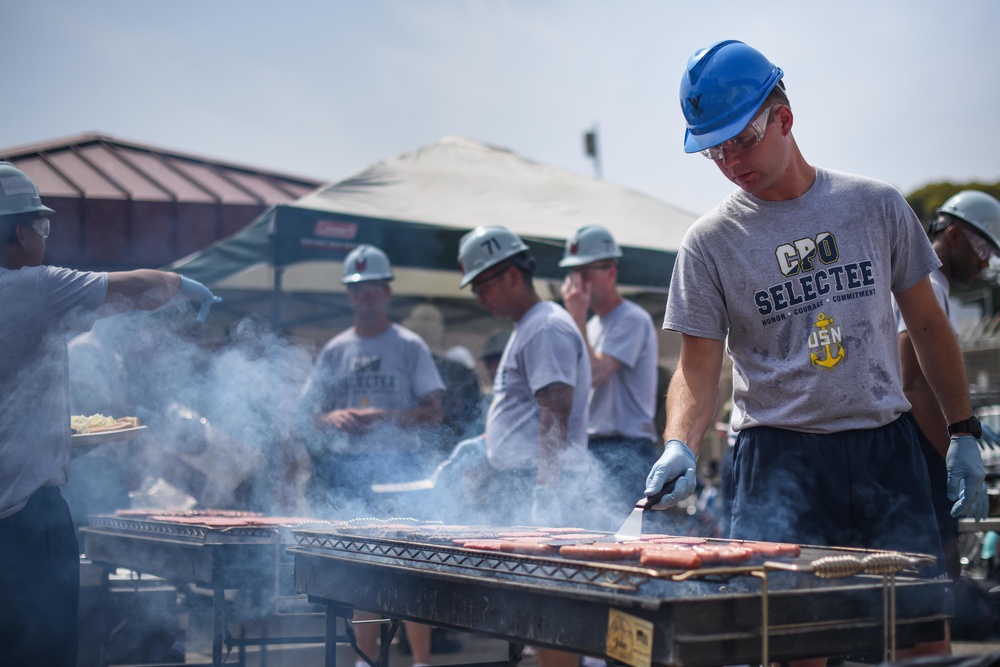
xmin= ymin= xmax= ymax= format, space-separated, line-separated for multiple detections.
xmin=642 ymin=41 xmax=984 ymax=656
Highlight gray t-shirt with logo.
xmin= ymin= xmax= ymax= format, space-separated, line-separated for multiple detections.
xmin=663 ymin=168 xmax=939 ymax=434
xmin=301 ymin=323 xmax=445 ymax=453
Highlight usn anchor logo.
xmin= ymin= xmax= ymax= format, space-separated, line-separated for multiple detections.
xmin=808 ymin=312 xmax=845 ymax=370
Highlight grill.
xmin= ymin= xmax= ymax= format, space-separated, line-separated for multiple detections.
xmin=289 ymin=525 xmax=949 ymax=667
xmin=80 ymin=512 xmax=335 ymax=667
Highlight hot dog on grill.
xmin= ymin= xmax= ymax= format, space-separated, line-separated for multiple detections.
xmin=639 ymin=547 xmax=703 ymax=569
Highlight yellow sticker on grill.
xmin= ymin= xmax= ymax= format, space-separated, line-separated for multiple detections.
xmin=606 ymin=609 xmax=653 ymax=667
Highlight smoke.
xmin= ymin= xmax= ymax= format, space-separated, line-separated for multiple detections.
xmin=67 ymin=301 xmax=317 ymax=518
xmin=65 ymin=299 xmax=709 ymax=539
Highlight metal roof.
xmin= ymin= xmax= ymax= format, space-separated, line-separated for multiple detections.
xmin=0 ymin=132 xmax=325 ymax=272
xmin=0 ymin=132 xmax=322 ymax=206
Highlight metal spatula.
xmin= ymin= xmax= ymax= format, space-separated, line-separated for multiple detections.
xmin=612 ymin=482 xmax=673 ymax=542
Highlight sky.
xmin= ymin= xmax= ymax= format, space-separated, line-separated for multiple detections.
xmin=3 ymin=1 xmax=999 ymax=218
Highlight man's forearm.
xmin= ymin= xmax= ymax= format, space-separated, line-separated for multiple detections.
xmin=536 ymin=383 xmax=573 ymax=486
xmin=899 ymin=332 xmax=949 ymax=459
xmin=663 ymin=335 xmax=725 ymax=456
xmin=897 ymin=280 xmax=973 ymax=424
xmin=103 ymin=269 xmax=181 ymax=314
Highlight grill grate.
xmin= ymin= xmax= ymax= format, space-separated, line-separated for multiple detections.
xmin=293 ymin=531 xmax=654 ymax=591
xmin=87 ymin=515 xmax=279 ymax=542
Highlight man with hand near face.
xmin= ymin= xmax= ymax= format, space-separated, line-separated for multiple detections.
xmin=560 ymin=225 xmax=659 ymax=529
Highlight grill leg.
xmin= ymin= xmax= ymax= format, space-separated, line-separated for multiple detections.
xmin=377 ymin=619 xmax=400 ymax=667
xmin=97 ymin=566 xmax=110 ymax=667
xmin=508 ymin=642 xmax=525 ymax=666
xmin=326 ymin=604 xmax=340 ymax=667
xmin=239 ymin=624 xmax=248 ymax=666
xmin=213 ymin=587 xmax=225 ymax=667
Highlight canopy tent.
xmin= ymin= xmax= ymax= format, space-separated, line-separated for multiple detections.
xmin=168 ymin=136 xmax=698 ymax=331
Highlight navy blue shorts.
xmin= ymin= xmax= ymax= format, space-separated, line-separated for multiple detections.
xmin=914 ymin=422 xmax=958 ymax=543
xmin=731 ymin=413 xmax=945 ymax=577
xmin=0 ymin=486 xmax=80 ymax=667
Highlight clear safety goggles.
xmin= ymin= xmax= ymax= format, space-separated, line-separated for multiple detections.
xmin=345 ymin=280 xmax=389 ymax=294
xmin=963 ymin=228 xmax=997 ymax=262
xmin=568 ymin=260 xmax=616 ymax=277
xmin=700 ymin=104 xmax=779 ymax=161
xmin=17 ymin=217 xmax=50 ymax=239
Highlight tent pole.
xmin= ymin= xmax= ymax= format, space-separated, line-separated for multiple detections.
xmin=273 ymin=267 xmax=284 ymax=331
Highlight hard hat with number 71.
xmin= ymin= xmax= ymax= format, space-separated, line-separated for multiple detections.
xmin=457 ymin=226 xmax=529 ymax=287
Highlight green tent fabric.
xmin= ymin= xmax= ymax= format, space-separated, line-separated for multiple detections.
xmin=167 ymin=136 xmax=698 ymax=328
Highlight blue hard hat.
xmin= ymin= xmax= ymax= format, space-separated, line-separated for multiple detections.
xmin=680 ymin=40 xmax=783 ymax=154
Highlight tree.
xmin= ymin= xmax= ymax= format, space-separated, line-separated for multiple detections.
xmin=906 ymin=180 xmax=1000 ymax=222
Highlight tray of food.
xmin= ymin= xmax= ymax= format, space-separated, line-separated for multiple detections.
xmin=71 ymin=414 xmax=147 ymax=452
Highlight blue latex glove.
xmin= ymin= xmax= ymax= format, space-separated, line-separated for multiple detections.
xmin=644 ymin=439 xmax=697 ymax=510
xmin=947 ymin=434 xmax=986 ymax=518
xmin=444 ymin=436 xmax=488 ymax=473
xmin=966 ymin=482 xmax=990 ymax=521
xmin=530 ymin=485 xmax=563 ymax=527
xmin=179 ymin=276 xmax=223 ymax=323
xmin=979 ymin=423 xmax=1000 ymax=452
xmin=432 ymin=436 xmax=488 ymax=485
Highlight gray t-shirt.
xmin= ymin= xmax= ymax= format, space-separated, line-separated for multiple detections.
xmin=486 ymin=301 xmax=591 ymax=470
xmin=664 ymin=168 xmax=939 ymax=434
xmin=0 ymin=265 xmax=108 ymax=519
xmin=300 ymin=323 xmax=445 ymax=453
xmin=586 ymin=300 xmax=658 ymax=441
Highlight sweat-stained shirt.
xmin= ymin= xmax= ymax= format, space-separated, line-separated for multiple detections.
xmin=486 ymin=301 xmax=591 ymax=470
xmin=0 ymin=265 xmax=108 ymax=519
xmin=663 ymin=168 xmax=940 ymax=434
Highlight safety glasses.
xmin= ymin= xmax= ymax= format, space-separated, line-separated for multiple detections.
xmin=569 ymin=261 xmax=615 ymax=275
xmin=32 ymin=217 xmax=50 ymax=239
xmin=12 ymin=217 xmax=50 ymax=241
xmin=700 ymin=104 xmax=779 ymax=161
xmin=346 ymin=280 xmax=388 ymax=294
xmin=470 ymin=266 xmax=509 ymax=296
xmin=962 ymin=228 xmax=996 ymax=262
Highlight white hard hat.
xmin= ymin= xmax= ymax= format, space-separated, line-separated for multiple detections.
xmin=342 ymin=244 xmax=394 ymax=284
xmin=457 ymin=226 xmax=529 ymax=288
xmin=937 ymin=190 xmax=1000 ymax=251
xmin=0 ymin=162 xmax=54 ymax=219
xmin=559 ymin=225 xmax=622 ymax=268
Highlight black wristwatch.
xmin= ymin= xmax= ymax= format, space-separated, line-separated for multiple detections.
xmin=947 ymin=416 xmax=982 ymax=439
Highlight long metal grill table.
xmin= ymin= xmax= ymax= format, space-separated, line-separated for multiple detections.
xmin=81 ymin=513 xmax=331 ymax=667
xmin=290 ymin=526 xmax=949 ymax=667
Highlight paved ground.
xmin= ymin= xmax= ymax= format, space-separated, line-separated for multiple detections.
xmin=180 ymin=613 xmax=1000 ymax=667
